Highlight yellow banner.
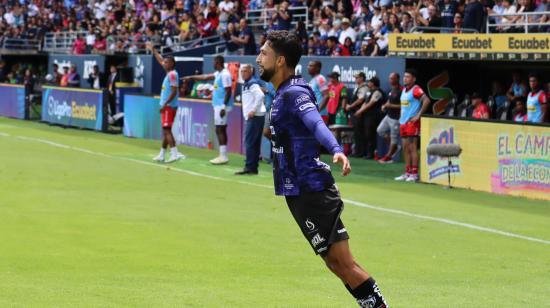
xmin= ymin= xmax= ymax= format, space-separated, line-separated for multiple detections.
xmin=420 ymin=117 xmax=550 ymax=201
xmin=389 ymin=33 xmax=550 ymax=53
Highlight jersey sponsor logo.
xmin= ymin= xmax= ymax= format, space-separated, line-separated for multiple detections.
xmin=337 ymin=228 xmax=347 ymax=234
xmin=305 ymin=219 xmax=315 ymax=231
xmin=317 ymin=246 xmax=327 ymax=253
xmin=295 ymin=94 xmax=311 ymax=105
xmin=298 ymin=102 xmax=316 ymax=112
xmin=272 ymin=146 xmax=284 ymax=154
xmin=401 ymin=100 xmax=410 ymax=107
xmin=311 ymin=233 xmax=326 ymax=248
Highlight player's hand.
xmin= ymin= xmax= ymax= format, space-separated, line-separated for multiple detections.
xmin=247 ymin=111 xmax=255 ymax=119
xmin=220 ymin=109 xmax=226 ymax=118
xmin=333 ymin=152 xmax=351 ymax=176
xmin=146 ymin=41 xmax=153 ymax=51
xmin=410 ymin=115 xmax=421 ymax=123
xmin=381 ymin=103 xmax=387 ymax=112
xmin=263 ymin=127 xmax=272 ymax=139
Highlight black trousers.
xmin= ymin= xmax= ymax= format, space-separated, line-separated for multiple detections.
xmin=363 ymin=115 xmax=379 ymax=158
xmin=351 ymin=113 xmax=365 ymax=157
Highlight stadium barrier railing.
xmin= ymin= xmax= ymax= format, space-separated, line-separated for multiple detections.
xmin=487 ymin=11 xmax=550 ymax=33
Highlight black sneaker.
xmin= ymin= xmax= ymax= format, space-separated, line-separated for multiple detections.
xmin=234 ymin=169 xmax=258 ymax=175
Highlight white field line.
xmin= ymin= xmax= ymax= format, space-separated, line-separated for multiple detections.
xmin=3 ymin=132 xmax=550 ymax=246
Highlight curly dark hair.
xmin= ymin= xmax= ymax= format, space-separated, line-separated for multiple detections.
xmin=266 ymin=30 xmax=302 ymax=69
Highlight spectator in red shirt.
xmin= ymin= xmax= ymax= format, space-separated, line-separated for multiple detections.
xmin=92 ymin=34 xmax=107 ymax=53
xmin=72 ymin=35 xmax=86 ymax=54
xmin=471 ymin=93 xmax=490 ymax=119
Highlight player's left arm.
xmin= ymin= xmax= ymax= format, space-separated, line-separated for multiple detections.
xmin=291 ymin=92 xmax=351 ymax=176
xmin=411 ymin=87 xmax=431 ymax=122
xmin=540 ymin=93 xmax=547 ymax=122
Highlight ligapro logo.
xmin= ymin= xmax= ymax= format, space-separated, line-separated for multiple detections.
xmin=332 ymin=65 xmax=377 ymax=83
xmin=47 ymin=95 xmax=71 ymax=120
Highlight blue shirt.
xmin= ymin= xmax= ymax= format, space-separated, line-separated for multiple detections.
xmin=309 ymin=74 xmax=328 ymax=116
xmin=213 ymin=69 xmax=234 ymax=107
xmin=270 ymin=76 xmax=343 ymax=196
xmin=259 ymin=80 xmax=276 ymax=111
xmin=160 ymin=70 xmax=179 ymax=108
xmin=400 ymin=85 xmax=424 ymax=124
xmin=527 ymin=90 xmax=546 ymax=123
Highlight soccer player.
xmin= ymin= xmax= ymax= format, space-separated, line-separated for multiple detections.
xmin=395 ymin=68 xmax=430 ymax=182
xmin=307 ymin=60 xmax=329 ymax=122
xmin=256 ymin=30 xmax=388 ymax=308
xmin=182 ymin=56 xmax=234 ymax=165
xmin=147 ymin=42 xmax=185 ymax=163
xmin=526 ymin=73 xmax=547 ymax=123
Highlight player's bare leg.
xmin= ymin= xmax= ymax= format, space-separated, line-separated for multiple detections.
xmin=162 ymin=127 xmax=184 ymax=163
xmin=323 ymin=240 xmax=388 ymax=307
xmin=407 ymin=137 xmax=419 ymax=181
xmin=211 ymin=125 xmax=229 ymax=164
xmin=395 ymin=138 xmax=411 ymax=180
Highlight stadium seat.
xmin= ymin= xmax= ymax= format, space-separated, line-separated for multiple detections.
xmin=444 ymin=96 xmax=458 ymax=117
xmin=496 ymin=99 xmax=512 ymax=121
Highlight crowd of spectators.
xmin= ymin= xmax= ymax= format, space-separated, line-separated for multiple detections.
xmin=0 ymin=0 xmax=547 ymax=55
xmin=303 ymin=0 xmax=549 ymax=56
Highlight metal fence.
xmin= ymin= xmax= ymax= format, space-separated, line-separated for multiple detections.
xmin=43 ymin=31 xmax=86 ymax=53
xmin=245 ymin=6 xmax=309 ymax=32
xmin=487 ymin=11 xmax=549 ymax=33
xmin=0 ymin=37 xmax=41 ymax=53
xmin=409 ymin=26 xmax=479 ymax=33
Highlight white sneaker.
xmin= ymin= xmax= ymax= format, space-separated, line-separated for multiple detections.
xmin=153 ymin=153 xmax=165 ymax=163
xmin=394 ymin=173 xmax=409 ymax=181
xmin=166 ymin=153 xmax=186 ymax=163
xmin=209 ymin=156 xmax=229 ymax=165
xmin=406 ymin=174 xmax=419 ymax=182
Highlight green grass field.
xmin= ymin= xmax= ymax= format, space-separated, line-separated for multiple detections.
xmin=1 ymin=117 xmax=549 ymax=307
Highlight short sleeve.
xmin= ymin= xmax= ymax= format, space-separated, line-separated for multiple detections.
xmin=221 ymin=72 xmax=232 ymax=88
xmin=539 ymin=92 xmax=547 ymax=104
xmin=358 ymin=87 xmax=368 ymax=99
xmin=318 ymin=76 xmax=328 ymax=92
xmin=340 ymin=87 xmax=348 ymax=97
xmin=412 ymin=86 xmax=425 ymax=99
xmin=168 ymin=71 xmax=178 ymax=87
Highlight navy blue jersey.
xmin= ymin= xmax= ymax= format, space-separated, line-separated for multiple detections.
xmin=270 ymin=76 xmax=343 ymax=196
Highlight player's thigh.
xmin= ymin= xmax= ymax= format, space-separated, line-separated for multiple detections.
xmin=324 ymin=239 xmax=355 ymax=266
xmin=376 ymin=117 xmax=389 ymax=136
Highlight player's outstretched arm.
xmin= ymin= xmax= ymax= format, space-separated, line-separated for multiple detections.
xmin=181 ymin=73 xmax=215 ymax=82
xmin=292 ymin=92 xmax=350 ymax=176
xmin=146 ymin=42 xmax=164 ymax=66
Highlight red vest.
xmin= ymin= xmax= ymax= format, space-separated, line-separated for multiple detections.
xmin=328 ymin=82 xmax=345 ymax=115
